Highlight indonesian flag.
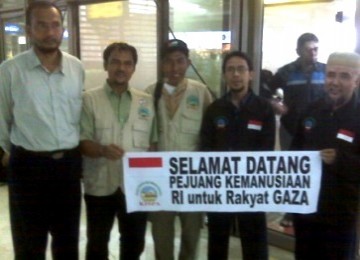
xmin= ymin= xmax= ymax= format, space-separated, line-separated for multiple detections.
xmin=247 ymin=120 xmax=263 ymax=131
xmin=336 ymin=129 xmax=355 ymax=143
xmin=129 ymin=157 xmax=163 ymax=168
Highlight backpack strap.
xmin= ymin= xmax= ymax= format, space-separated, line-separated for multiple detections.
xmin=154 ymin=80 xmax=163 ymax=112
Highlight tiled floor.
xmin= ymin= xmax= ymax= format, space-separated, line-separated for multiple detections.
xmin=0 ymin=183 xmax=294 ymax=259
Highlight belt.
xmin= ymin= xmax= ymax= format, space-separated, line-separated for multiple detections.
xmin=13 ymin=145 xmax=74 ymax=160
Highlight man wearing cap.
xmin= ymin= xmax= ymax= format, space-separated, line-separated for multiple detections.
xmin=146 ymin=39 xmax=213 ymax=260
xmin=292 ymin=52 xmax=360 ymax=259
xmin=80 ymin=42 xmax=156 ymax=259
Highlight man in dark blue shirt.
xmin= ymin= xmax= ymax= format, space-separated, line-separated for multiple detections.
xmin=271 ymin=33 xmax=326 ymax=227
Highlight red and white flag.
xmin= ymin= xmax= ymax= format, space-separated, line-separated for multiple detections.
xmin=336 ymin=129 xmax=355 ymax=143
xmin=247 ymin=120 xmax=263 ymax=131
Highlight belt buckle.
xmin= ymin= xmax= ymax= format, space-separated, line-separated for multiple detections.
xmin=52 ymin=152 xmax=64 ymax=160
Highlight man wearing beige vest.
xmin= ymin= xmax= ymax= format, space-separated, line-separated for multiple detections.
xmin=146 ymin=39 xmax=213 ymax=260
xmin=80 ymin=42 xmax=156 ymax=260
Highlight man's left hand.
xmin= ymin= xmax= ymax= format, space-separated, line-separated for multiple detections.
xmin=320 ymin=148 xmax=337 ymax=165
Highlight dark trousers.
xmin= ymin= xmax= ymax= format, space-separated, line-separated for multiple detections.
xmin=0 ymin=164 xmax=7 ymax=183
xmin=294 ymin=214 xmax=357 ymax=260
xmin=207 ymin=212 xmax=268 ymax=260
xmin=8 ymin=146 xmax=82 ymax=260
xmin=84 ymin=188 xmax=147 ymax=260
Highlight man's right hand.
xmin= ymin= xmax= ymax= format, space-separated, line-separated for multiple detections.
xmin=101 ymin=144 xmax=124 ymax=160
xmin=270 ymin=100 xmax=288 ymax=115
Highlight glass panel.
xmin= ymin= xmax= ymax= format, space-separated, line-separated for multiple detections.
xmin=60 ymin=10 xmax=69 ymax=53
xmin=263 ymin=0 xmax=356 ymax=73
xmin=2 ymin=10 xmax=69 ymax=62
xmin=79 ymin=0 xmax=157 ymax=90
xmin=0 ymin=0 xmax=24 ymax=9
xmin=3 ymin=16 xmax=26 ymax=60
xmin=169 ymin=0 xmax=231 ymax=97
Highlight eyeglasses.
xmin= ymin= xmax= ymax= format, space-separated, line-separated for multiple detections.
xmin=225 ymin=66 xmax=249 ymax=74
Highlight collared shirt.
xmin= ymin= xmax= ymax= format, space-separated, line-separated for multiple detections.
xmin=291 ymin=95 xmax=360 ymax=226
xmin=80 ymin=83 xmax=131 ymax=140
xmin=80 ymin=82 xmax=157 ymax=143
xmin=200 ymin=89 xmax=275 ymax=152
xmin=80 ymin=84 xmax=157 ymax=195
xmin=224 ymin=90 xmax=251 ymax=110
xmin=0 ymin=48 xmax=84 ymax=152
xmin=146 ymin=78 xmax=213 ymax=151
xmin=162 ymin=79 xmax=188 ymax=119
xmin=105 ymin=83 xmax=131 ymax=129
xmin=161 ymin=78 xmax=213 ymax=119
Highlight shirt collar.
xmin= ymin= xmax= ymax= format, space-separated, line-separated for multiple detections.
xmin=225 ymin=89 xmax=252 ymax=107
xmin=104 ymin=81 xmax=131 ymax=98
xmin=322 ymin=94 xmax=358 ymax=113
xmin=163 ymin=78 xmax=187 ymax=95
xmin=27 ymin=47 xmax=65 ymax=74
xmin=294 ymin=58 xmax=323 ymax=72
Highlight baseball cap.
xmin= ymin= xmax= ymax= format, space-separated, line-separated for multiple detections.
xmin=162 ymin=39 xmax=189 ymax=58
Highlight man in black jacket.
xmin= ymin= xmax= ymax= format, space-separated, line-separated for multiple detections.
xmin=200 ymin=51 xmax=275 ymax=260
xmin=292 ymin=52 xmax=360 ymax=260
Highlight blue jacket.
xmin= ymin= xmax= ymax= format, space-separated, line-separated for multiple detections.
xmin=271 ymin=59 xmax=326 ymax=135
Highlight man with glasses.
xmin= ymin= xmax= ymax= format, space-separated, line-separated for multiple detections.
xmin=200 ymin=51 xmax=275 ymax=260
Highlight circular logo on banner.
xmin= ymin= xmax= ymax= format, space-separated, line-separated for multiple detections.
xmin=136 ymin=182 xmax=161 ymax=206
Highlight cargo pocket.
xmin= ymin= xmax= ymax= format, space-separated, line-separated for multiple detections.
xmin=132 ymin=120 xmax=151 ymax=148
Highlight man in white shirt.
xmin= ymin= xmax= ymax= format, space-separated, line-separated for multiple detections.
xmin=0 ymin=2 xmax=84 ymax=259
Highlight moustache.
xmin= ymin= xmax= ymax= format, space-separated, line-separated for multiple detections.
xmin=115 ymin=71 xmax=125 ymax=76
xmin=43 ymin=38 xmax=60 ymax=43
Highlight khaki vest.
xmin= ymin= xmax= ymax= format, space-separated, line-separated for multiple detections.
xmin=148 ymin=79 xmax=208 ymax=151
xmin=82 ymin=87 xmax=154 ymax=196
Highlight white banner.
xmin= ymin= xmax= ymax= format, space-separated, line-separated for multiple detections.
xmin=123 ymin=151 xmax=322 ymax=213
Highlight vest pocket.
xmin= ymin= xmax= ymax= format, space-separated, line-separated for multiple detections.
xmin=95 ymin=121 xmax=113 ymax=142
xmin=132 ymin=121 xmax=150 ymax=148
xmin=181 ymin=112 xmax=201 ymax=134
xmin=179 ymin=113 xmax=201 ymax=149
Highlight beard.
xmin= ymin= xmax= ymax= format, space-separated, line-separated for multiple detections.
xmin=32 ymin=39 xmax=62 ymax=54
xmin=230 ymin=88 xmax=243 ymax=93
xmin=229 ymin=85 xmax=245 ymax=94
xmin=325 ymin=93 xmax=348 ymax=109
